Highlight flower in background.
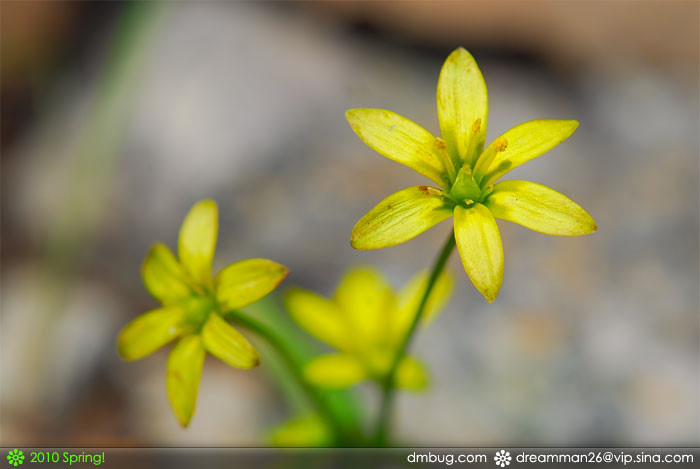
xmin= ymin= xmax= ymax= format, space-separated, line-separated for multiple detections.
xmin=117 ymin=199 xmax=288 ymax=427
xmin=285 ymin=267 xmax=452 ymax=390
xmin=347 ymin=48 xmax=596 ymax=302
xmin=269 ymin=415 xmax=332 ymax=447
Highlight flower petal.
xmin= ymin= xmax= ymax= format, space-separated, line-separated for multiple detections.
xmin=395 ymin=356 xmax=429 ymax=391
xmin=141 ymin=243 xmax=192 ymax=304
xmin=117 ymin=306 xmax=189 ymax=361
xmin=437 ymin=47 xmax=488 ymax=167
xmin=393 ymin=269 xmax=453 ymax=344
xmin=167 ymin=335 xmax=205 ymax=427
xmin=454 ymin=204 xmax=504 ymax=302
xmin=201 ymin=313 xmax=260 ymax=369
xmin=334 ymin=267 xmax=396 ymax=347
xmin=476 ymin=119 xmax=579 ymax=186
xmin=214 ymin=258 xmax=289 ymax=311
xmin=285 ymin=288 xmax=350 ymax=351
xmin=346 ymin=108 xmax=451 ymax=188
xmin=178 ymin=199 xmax=218 ymax=287
xmin=485 ymin=180 xmax=597 ymax=236
xmin=351 ymin=185 xmax=453 ymax=250
xmin=269 ymin=415 xmax=331 ymax=447
xmin=304 ymin=354 xmax=366 ymax=389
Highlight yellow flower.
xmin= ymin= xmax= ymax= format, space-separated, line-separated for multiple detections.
xmin=117 ymin=199 xmax=289 ymax=427
xmin=347 ymin=48 xmax=597 ymax=302
xmin=285 ymin=267 xmax=452 ymax=390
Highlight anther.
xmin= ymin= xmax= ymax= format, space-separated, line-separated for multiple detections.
xmin=435 ymin=137 xmax=447 ymax=150
xmin=494 ymin=137 xmax=508 ymax=153
xmin=471 ymin=118 xmax=481 ymax=133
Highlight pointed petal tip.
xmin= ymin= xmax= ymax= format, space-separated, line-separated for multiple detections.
xmin=199 ymin=198 xmax=218 ymax=207
xmin=116 ymin=337 xmax=137 ymax=362
xmin=349 ymin=227 xmax=373 ymax=250
xmin=349 ymin=235 xmax=364 ymax=250
xmin=566 ymin=120 xmax=580 ymax=134
xmin=450 ymin=46 xmax=471 ymax=57
xmin=345 ymin=108 xmax=364 ymax=125
xmin=239 ymin=350 xmax=261 ymax=369
xmin=279 ymin=266 xmax=290 ymax=282
xmin=177 ymin=414 xmax=192 ymax=428
xmin=116 ymin=338 xmax=139 ymax=362
xmin=581 ymin=213 xmax=598 ymax=234
xmin=189 ymin=198 xmax=218 ymax=217
xmin=480 ymin=284 xmax=501 ymax=303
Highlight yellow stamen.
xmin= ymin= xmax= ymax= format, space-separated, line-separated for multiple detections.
xmin=473 ymin=138 xmax=508 ymax=184
xmin=436 ymin=137 xmax=457 ymax=183
xmin=471 ymin=118 xmax=481 ymax=133
xmin=464 ymin=119 xmax=483 ymax=167
xmin=494 ymin=137 xmax=508 ymax=153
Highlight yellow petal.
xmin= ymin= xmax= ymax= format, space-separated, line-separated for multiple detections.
xmin=454 ymin=204 xmax=504 ymax=302
xmin=117 ymin=306 xmax=189 ymax=361
xmin=304 ymin=354 xmax=366 ymax=389
xmin=395 ymin=356 xmax=429 ymax=391
xmin=200 ymin=313 xmax=260 ymax=369
xmin=477 ymin=119 xmax=579 ymax=186
xmin=214 ymin=258 xmax=289 ymax=311
xmin=178 ymin=199 xmax=218 ymax=287
xmin=141 ymin=243 xmax=192 ymax=304
xmin=485 ymin=180 xmax=597 ymax=236
xmin=351 ymin=185 xmax=453 ymax=250
xmin=346 ymin=108 xmax=450 ymax=188
xmin=334 ymin=267 xmax=396 ymax=347
xmin=437 ymin=47 xmax=488 ymax=167
xmin=269 ymin=415 xmax=331 ymax=447
xmin=393 ymin=269 xmax=453 ymax=344
xmin=167 ymin=335 xmax=205 ymax=427
xmin=285 ymin=288 xmax=349 ymax=351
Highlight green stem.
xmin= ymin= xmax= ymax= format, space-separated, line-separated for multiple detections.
xmin=224 ymin=310 xmax=347 ymax=444
xmin=373 ymin=231 xmax=456 ymax=446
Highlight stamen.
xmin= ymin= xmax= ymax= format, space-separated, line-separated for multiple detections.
xmin=473 ymin=138 xmax=509 ymax=185
xmin=464 ymin=120 xmax=482 ymax=167
xmin=436 ymin=137 xmax=457 ymax=183
xmin=471 ymin=118 xmax=481 ymax=133
xmin=494 ymin=137 xmax=508 ymax=153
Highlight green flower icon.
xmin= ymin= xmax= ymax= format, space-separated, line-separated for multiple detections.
xmin=7 ymin=450 xmax=24 ymax=467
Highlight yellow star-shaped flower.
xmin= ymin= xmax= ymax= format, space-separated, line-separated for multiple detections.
xmin=347 ymin=48 xmax=597 ymax=302
xmin=285 ymin=266 xmax=452 ymax=390
xmin=117 ymin=199 xmax=288 ymax=426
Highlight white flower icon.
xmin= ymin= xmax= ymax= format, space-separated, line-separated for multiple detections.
xmin=494 ymin=450 xmax=511 ymax=467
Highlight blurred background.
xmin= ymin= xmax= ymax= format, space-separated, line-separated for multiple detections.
xmin=1 ymin=1 xmax=698 ymax=447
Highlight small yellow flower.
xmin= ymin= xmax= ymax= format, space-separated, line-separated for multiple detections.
xmin=285 ymin=267 xmax=452 ymax=390
xmin=117 ymin=199 xmax=288 ymax=427
xmin=347 ymin=47 xmax=597 ymax=302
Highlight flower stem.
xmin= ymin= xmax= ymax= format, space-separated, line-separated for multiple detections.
xmin=224 ymin=310 xmax=349 ymax=445
xmin=373 ymin=231 xmax=456 ymax=446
